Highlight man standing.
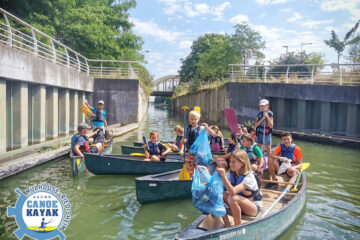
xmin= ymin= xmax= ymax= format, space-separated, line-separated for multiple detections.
xmin=84 ymin=100 xmax=108 ymax=145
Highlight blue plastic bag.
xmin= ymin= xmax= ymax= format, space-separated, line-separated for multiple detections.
xmin=189 ymin=129 xmax=212 ymax=166
xmin=191 ymin=167 xmax=226 ymax=218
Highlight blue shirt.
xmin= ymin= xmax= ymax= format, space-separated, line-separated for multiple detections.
xmin=91 ymin=107 xmax=106 ymax=127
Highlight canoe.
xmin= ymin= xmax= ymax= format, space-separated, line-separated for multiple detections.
xmin=71 ymin=136 xmax=113 ymax=176
xmin=122 ymin=145 xmax=225 ymax=156
xmin=84 ymin=153 xmax=184 ymax=175
xmin=133 ymin=139 xmax=229 ymax=148
xmin=175 ymin=170 xmax=306 ymax=240
xmin=135 ymin=169 xmax=192 ymax=204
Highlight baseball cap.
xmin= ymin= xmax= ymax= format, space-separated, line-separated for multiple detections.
xmin=259 ymin=99 xmax=269 ymax=106
xmin=98 ymin=100 xmax=104 ymax=105
xmin=77 ymin=123 xmax=90 ymax=131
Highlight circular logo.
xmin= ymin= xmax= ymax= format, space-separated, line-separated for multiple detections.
xmin=22 ymin=192 xmax=64 ymax=233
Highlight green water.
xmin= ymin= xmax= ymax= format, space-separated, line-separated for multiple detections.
xmin=1 ymin=105 xmax=360 ymax=240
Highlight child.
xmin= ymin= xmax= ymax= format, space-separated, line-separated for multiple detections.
xmin=250 ymin=127 xmax=257 ymax=141
xmin=217 ymin=150 xmax=262 ymax=226
xmin=143 ymin=131 xmax=171 ymax=162
xmin=213 ymin=134 xmax=239 ymax=169
xmin=167 ymin=125 xmax=184 ymax=153
xmin=240 ymin=134 xmax=264 ymax=174
xmin=208 ymin=125 xmax=224 ymax=152
xmin=268 ymin=132 xmax=303 ymax=191
xmin=236 ymin=125 xmax=244 ymax=144
xmin=242 ymin=127 xmax=248 ymax=134
xmin=183 ymin=110 xmax=216 ymax=151
xmin=254 ymin=99 xmax=273 ymax=157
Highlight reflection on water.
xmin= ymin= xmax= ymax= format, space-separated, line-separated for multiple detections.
xmin=0 ymin=105 xmax=360 ymax=240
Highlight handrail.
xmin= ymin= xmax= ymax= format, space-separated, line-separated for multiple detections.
xmin=0 ymin=7 xmax=139 ymax=79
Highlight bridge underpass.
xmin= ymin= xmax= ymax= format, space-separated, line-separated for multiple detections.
xmin=151 ymin=75 xmax=180 ymax=97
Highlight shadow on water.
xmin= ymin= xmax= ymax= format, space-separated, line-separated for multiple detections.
xmin=0 ymin=105 xmax=360 ymax=240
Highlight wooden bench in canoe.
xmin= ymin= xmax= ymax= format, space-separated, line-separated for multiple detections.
xmin=71 ymin=136 xmax=113 ymax=177
xmin=175 ymin=171 xmax=307 ymax=240
xmin=122 ymin=145 xmax=225 ymax=156
xmin=84 ymin=154 xmax=184 ymax=175
xmin=133 ymin=139 xmax=229 ymax=147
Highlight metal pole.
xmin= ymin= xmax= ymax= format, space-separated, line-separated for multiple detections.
xmin=286 ymin=66 xmax=289 ymax=83
xmin=30 ymin=28 xmax=37 ymax=56
xmin=231 ymin=66 xmax=234 ymax=82
xmin=264 ymin=67 xmax=268 ymax=83
xmin=65 ymin=48 xmax=70 ymax=67
xmin=101 ymin=61 xmax=103 ymax=77
xmin=339 ymin=69 xmax=343 ymax=85
xmin=311 ymin=66 xmax=315 ymax=84
xmin=75 ymin=54 xmax=80 ymax=72
xmin=3 ymin=13 xmax=12 ymax=46
xmin=85 ymin=58 xmax=89 ymax=75
xmin=51 ymin=40 xmax=56 ymax=63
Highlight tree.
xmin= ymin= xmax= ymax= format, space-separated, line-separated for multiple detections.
xmin=324 ymin=20 xmax=360 ymax=69
xmin=347 ymin=35 xmax=360 ymax=63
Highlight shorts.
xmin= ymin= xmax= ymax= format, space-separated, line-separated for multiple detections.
xmin=90 ymin=146 xmax=98 ymax=153
xmin=94 ymin=127 xmax=105 ymax=143
xmin=256 ymin=133 xmax=271 ymax=145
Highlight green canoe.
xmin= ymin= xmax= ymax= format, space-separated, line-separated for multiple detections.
xmin=135 ymin=169 xmax=192 ymax=204
xmin=84 ymin=153 xmax=184 ymax=175
xmin=71 ymin=137 xmax=113 ymax=176
xmin=122 ymin=145 xmax=225 ymax=156
xmin=133 ymin=139 xmax=229 ymax=148
xmin=176 ymin=171 xmax=307 ymax=240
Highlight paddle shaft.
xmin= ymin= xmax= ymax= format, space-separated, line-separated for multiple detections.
xmin=262 ymin=190 xmax=289 ymax=217
xmin=293 ymin=170 xmax=303 ymax=190
xmin=261 ymin=189 xmax=297 ymax=196
xmin=183 ymin=108 xmax=187 ymax=162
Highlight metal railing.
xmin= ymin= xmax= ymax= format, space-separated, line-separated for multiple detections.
xmin=229 ymin=63 xmax=360 ymax=86
xmin=0 ymin=7 xmax=139 ymax=79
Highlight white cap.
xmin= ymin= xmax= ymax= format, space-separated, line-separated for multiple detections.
xmin=98 ymin=100 xmax=104 ymax=105
xmin=259 ymin=99 xmax=269 ymax=106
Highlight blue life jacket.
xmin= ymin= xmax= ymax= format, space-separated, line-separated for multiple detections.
xmin=92 ymin=109 xmax=105 ymax=123
xmin=242 ymin=144 xmax=255 ymax=162
xmin=281 ymin=143 xmax=296 ymax=164
xmin=148 ymin=141 xmax=160 ymax=156
xmin=228 ymin=144 xmax=236 ymax=153
xmin=230 ymin=172 xmax=262 ymax=201
xmin=186 ymin=125 xmax=201 ymax=149
xmin=256 ymin=111 xmax=272 ymax=135
xmin=175 ymin=135 xmax=182 ymax=148
xmin=71 ymin=133 xmax=90 ymax=154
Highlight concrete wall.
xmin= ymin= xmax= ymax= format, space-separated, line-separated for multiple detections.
xmin=93 ymin=79 xmax=148 ymax=126
xmin=0 ymin=44 xmax=93 ymax=92
xmin=172 ymin=82 xmax=360 ymax=138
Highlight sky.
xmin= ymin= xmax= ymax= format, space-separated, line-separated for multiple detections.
xmin=129 ymin=0 xmax=360 ymax=80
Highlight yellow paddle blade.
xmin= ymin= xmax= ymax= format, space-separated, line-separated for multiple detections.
xmin=179 ymin=164 xmax=190 ymax=180
xmin=301 ymin=162 xmax=310 ymax=171
xmin=181 ymin=106 xmax=190 ymax=111
xmin=130 ymin=153 xmax=146 ymax=157
xmin=76 ymin=159 xmax=80 ymax=165
xmin=194 ymin=106 xmax=201 ymax=114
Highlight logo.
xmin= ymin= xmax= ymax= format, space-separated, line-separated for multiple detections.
xmin=7 ymin=184 xmax=71 ymax=240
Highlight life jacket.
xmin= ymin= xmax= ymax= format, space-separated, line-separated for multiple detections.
xmin=148 ymin=141 xmax=160 ymax=156
xmin=92 ymin=109 xmax=105 ymax=122
xmin=256 ymin=111 xmax=272 ymax=135
xmin=186 ymin=125 xmax=200 ymax=149
xmin=280 ymin=143 xmax=297 ymax=166
xmin=230 ymin=172 xmax=262 ymax=201
xmin=242 ymin=144 xmax=256 ymax=163
xmin=228 ymin=144 xmax=236 ymax=153
xmin=71 ymin=134 xmax=90 ymax=154
xmin=175 ymin=135 xmax=182 ymax=149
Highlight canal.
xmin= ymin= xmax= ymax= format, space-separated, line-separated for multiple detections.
xmin=0 ymin=105 xmax=359 ymax=239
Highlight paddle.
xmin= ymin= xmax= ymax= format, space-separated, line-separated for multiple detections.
xmin=143 ymin=136 xmax=150 ymax=159
xmin=291 ymin=162 xmax=310 ymax=192
xmin=194 ymin=106 xmax=201 ymax=114
xmin=181 ymin=106 xmax=190 ymax=162
xmin=130 ymin=153 xmax=146 ymax=157
xmin=224 ymin=108 xmax=239 ymax=144
xmin=262 ymin=162 xmax=310 ymax=217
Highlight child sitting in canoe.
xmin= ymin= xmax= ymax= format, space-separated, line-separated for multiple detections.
xmin=217 ymin=150 xmax=263 ymax=227
xmin=250 ymin=127 xmax=257 ymax=141
xmin=143 ymin=131 xmax=171 ymax=162
xmin=166 ymin=125 xmax=184 ymax=153
xmin=240 ymin=134 xmax=264 ymax=174
xmin=213 ymin=134 xmax=239 ymax=169
xmin=267 ymin=132 xmax=303 ymax=191
xmin=183 ymin=110 xmax=217 ymax=151
xmin=208 ymin=125 xmax=224 ymax=152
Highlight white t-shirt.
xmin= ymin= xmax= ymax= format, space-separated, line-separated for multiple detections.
xmin=226 ymin=171 xmax=262 ymax=208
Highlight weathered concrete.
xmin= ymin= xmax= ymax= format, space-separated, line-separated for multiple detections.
xmin=172 ymin=82 xmax=360 ymax=138
xmin=46 ymin=87 xmax=58 ymax=139
xmin=93 ymin=79 xmax=148 ymax=126
xmin=58 ymin=89 xmax=70 ymax=136
xmin=78 ymin=92 xmax=86 ymax=123
xmin=30 ymin=85 xmax=46 ymax=143
xmin=12 ymin=82 xmax=28 ymax=149
xmin=0 ymin=79 xmax=6 ymax=152
xmin=0 ymin=44 xmax=93 ymax=91
xmin=69 ymin=91 xmax=79 ymax=132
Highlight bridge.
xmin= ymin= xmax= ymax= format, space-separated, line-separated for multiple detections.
xmin=151 ymin=75 xmax=180 ymax=96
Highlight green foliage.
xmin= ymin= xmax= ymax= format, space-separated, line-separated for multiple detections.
xmin=154 ymin=96 xmax=170 ymax=104
xmin=190 ymin=78 xmax=202 ymax=91
xmin=324 ymin=20 xmax=360 ymax=65
xmin=347 ymin=36 xmax=360 ymax=63
xmin=135 ymin=65 xmax=154 ymax=97
xmin=179 ymin=23 xmax=265 ymax=83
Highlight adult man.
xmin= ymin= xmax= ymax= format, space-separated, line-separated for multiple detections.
xmin=268 ymin=132 xmax=303 ymax=191
xmin=71 ymin=123 xmax=103 ymax=158
xmin=84 ymin=100 xmax=108 ymax=144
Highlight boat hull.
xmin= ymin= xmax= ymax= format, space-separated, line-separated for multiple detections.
xmin=84 ymin=154 xmax=184 ymax=175
xmin=135 ymin=169 xmax=192 ymax=204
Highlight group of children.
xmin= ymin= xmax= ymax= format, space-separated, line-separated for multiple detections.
xmin=143 ymin=99 xmax=303 ymax=227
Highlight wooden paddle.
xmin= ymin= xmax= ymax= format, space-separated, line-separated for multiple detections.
xmin=224 ymin=108 xmax=239 ymax=144
xmin=291 ymin=162 xmax=310 ymax=192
